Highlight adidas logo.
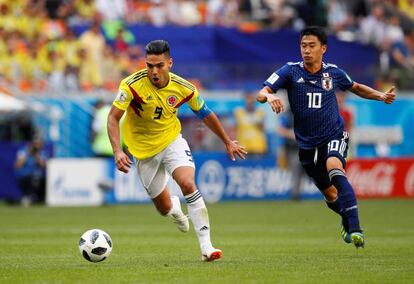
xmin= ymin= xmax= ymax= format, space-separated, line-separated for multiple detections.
xmin=296 ymin=77 xmax=305 ymax=83
xmin=199 ymin=226 xmax=209 ymax=231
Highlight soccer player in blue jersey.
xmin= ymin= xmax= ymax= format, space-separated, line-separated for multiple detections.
xmin=257 ymin=26 xmax=396 ymax=248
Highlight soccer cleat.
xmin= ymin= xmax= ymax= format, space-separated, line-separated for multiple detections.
xmin=340 ymin=218 xmax=351 ymax=244
xmin=340 ymin=224 xmax=351 ymax=244
xmin=201 ymin=247 xmax=222 ymax=262
xmin=170 ymin=196 xmax=189 ymax=233
xmin=350 ymin=232 xmax=365 ymax=248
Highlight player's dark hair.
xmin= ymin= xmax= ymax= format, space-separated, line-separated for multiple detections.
xmin=300 ymin=26 xmax=327 ymax=45
xmin=145 ymin=40 xmax=170 ymax=57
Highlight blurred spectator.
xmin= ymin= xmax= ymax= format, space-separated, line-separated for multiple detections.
xmin=206 ymin=0 xmax=239 ymax=27
xmin=384 ymin=15 xmax=404 ymax=44
xmin=78 ymin=21 xmax=105 ymax=89
xmin=74 ymin=0 xmax=97 ymax=22
xmin=14 ymin=136 xmax=48 ymax=205
xmin=358 ymin=3 xmax=387 ymax=48
xmin=91 ymin=99 xmax=113 ymax=157
xmin=113 ymin=27 xmax=131 ymax=52
xmin=398 ymin=0 xmax=414 ymax=19
xmin=276 ymin=109 xmax=305 ymax=200
xmin=296 ymin=0 xmax=328 ymax=27
xmin=172 ymin=0 xmax=202 ymax=26
xmin=147 ymin=0 xmax=169 ymax=27
xmin=95 ymin=0 xmax=127 ymax=21
xmin=267 ymin=0 xmax=296 ymax=30
xmin=239 ymin=0 xmax=272 ymax=26
xmin=101 ymin=44 xmax=123 ymax=90
xmin=327 ymin=0 xmax=354 ymax=33
xmin=388 ymin=29 xmax=414 ymax=88
xmin=234 ymin=92 xmax=267 ymax=154
xmin=58 ymin=29 xmax=82 ymax=90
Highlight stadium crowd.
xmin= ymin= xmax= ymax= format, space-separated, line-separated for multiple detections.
xmin=0 ymin=0 xmax=414 ymax=93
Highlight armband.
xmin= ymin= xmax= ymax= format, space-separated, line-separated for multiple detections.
xmin=192 ymin=102 xmax=212 ymax=119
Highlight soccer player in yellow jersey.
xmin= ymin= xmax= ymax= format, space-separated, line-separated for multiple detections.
xmin=107 ymin=40 xmax=247 ymax=262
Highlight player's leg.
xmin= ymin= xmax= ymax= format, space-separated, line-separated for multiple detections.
xmin=326 ymin=133 xmax=364 ymax=248
xmin=166 ymin=136 xmax=221 ymax=261
xmin=151 ymin=186 xmax=190 ymax=232
xmin=136 ymin=154 xmax=189 ymax=232
xmin=300 ymin=148 xmax=351 ymax=243
xmin=326 ymin=156 xmax=363 ymax=247
xmin=299 ymin=148 xmax=342 ymax=215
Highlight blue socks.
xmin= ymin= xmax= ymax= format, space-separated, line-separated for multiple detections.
xmin=325 ymin=198 xmax=342 ymax=215
xmin=329 ymin=169 xmax=361 ymax=233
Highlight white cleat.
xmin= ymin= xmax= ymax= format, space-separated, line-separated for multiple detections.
xmin=170 ymin=196 xmax=189 ymax=233
xmin=201 ymin=247 xmax=222 ymax=262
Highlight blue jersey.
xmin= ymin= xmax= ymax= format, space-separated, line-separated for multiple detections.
xmin=264 ymin=61 xmax=354 ymax=149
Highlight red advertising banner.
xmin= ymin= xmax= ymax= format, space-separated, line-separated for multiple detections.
xmin=347 ymin=158 xmax=414 ymax=198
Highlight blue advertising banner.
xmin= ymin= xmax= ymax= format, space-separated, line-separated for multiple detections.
xmin=107 ymin=152 xmax=320 ymax=204
xmin=194 ymin=152 xmax=319 ymax=202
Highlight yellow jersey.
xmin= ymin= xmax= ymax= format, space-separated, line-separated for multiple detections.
xmin=113 ymin=69 xmax=205 ymax=159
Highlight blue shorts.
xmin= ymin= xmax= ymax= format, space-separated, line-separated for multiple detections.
xmin=298 ymin=132 xmax=349 ymax=192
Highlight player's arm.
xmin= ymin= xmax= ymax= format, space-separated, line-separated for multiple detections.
xmin=349 ymin=83 xmax=396 ymax=104
xmin=107 ymin=106 xmax=132 ymax=173
xmin=256 ymin=86 xmax=284 ymax=113
xmin=203 ymin=112 xmax=247 ymax=161
xmin=193 ymin=103 xmax=247 ymax=161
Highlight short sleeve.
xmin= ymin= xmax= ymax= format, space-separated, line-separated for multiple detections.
xmin=185 ymin=88 xmax=204 ymax=112
xmin=336 ymin=68 xmax=354 ymax=91
xmin=263 ymin=64 xmax=291 ymax=92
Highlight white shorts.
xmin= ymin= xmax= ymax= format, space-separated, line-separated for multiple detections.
xmin=134 ymin=135 xmax=195 ymax=199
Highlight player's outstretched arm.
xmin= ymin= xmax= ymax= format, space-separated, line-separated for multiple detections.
xmin=350 ymin=83 xmax=396 ymax=104
xmin=107 ymin=106 xmax=132 ymax=173
xmin=202 ymin=112 xmax=247 ymax=161
xmin=256 ymin=86 xmax=284 ymax=113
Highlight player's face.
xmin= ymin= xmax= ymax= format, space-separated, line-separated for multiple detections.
xmin=300 ymin=35 xmax=326 ymax=66
xmin=146 ymin=53 xmax=172 ymax=88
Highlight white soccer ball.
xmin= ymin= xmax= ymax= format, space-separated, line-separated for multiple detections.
xmin=78 ymin=229 xmax=112 ymax=262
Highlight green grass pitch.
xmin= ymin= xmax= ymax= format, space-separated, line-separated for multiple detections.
xmin=0 ymin=199 xmax=413 ymax=283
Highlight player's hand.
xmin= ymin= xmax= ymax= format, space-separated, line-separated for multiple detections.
xmin=266 ymin=94 xmax=284 ymax=114
xmin=114 ymin=150 xmax=132 ymax=173
xmin=225 ymin=140 xmax=247 ymax=161
xmin=383 ymin=86 xmax=396 ymax=104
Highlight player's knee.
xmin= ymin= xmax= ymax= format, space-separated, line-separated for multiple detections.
xmin=153 ymin=194 xmax=172 ymax=216
xmin=179 ymin=179 xmax=197 ymax=195
xmin=326 ymin=156 xmax=343 ymax=171
xmin=323 ymin=186 xmax=338 ymax=202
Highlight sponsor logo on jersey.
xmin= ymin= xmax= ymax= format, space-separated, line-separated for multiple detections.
xmin=321 ymin=73 xmax=333 ymax=91
xmin=167 ymin=95 xmax=178 ymax=106
xmin=296 ymin=77 xmax=305 ymax=83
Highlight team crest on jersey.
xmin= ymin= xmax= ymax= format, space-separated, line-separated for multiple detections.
xmin=116 ymin=90 xmax=127 ymax=103
xmin=321 ymin=73 xmax=333 ymax=91
xmin=167 ymin=95 xmax=178 ymax=106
